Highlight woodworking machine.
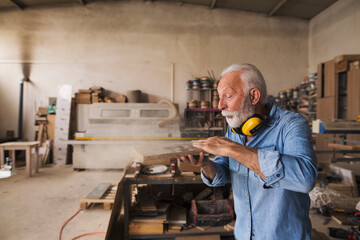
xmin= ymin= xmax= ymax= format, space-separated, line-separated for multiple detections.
xmin=76 ymin=102 xmax=181 ymax=139
xmin=70 ymin=102 xmax=184 ymax=169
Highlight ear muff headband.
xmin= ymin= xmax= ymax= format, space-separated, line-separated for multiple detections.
xmin=231 ymin=114 xmax=264 ymax=136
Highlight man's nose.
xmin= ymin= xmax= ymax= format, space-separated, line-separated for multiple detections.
xmin=218 ymin=98 xmax=226 ymax=110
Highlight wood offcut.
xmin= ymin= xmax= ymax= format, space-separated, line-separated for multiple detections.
xmin=80 ymin=183 xmax=117 ymax=210
xmin=131 ymin=142 xmax=204 ymax=164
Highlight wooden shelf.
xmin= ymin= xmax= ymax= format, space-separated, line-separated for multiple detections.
xmin=130 ymin=226 xmax=233 ymax=239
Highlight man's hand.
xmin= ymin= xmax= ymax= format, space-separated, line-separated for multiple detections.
xmin=192 ymin=136 xmax=235 ymax=156
xmin=193 ymin=136 xmax=266 ymax=180
xmin=180 ymin=152 xmax=216 ymax=180
xmin=180 ymin=152 xmax=209 ymax=167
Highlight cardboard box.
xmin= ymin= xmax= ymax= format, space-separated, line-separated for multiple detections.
xmin=350 ymin=60 xmax=360 ymax=70
xmin=38 ymin=107 xmax=48 ymax=116
xmin=75 ymin=93 xmax=91 ymax=104
xmin=91 ymin=93 xmax=99 ymax=103
xmin=336 ymin=60 xmax=348 ymax=73
xmin=334 ymin=54 xmax=360 ymax=63
xmin=47 ymin=114 xmax=56 ymax=140
xmin=78 ymin=89 xmax=92 ymax=93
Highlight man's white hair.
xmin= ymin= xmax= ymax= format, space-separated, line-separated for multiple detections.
xmin=221 ymin=63 xmax=267 ymax=104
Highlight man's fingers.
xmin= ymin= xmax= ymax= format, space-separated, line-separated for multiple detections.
xmin=188 ymin=154 xmax=197 ymax=165
xmin=180 ymin=156 xmax=190 ymax=164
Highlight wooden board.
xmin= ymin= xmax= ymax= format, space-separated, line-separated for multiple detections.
xmin=317 ymin=63 xmax=324 ymax=98
xmin=47 ymin=114 xmax=56 ymax=140
xmin=131 ymin=212 xmax=168 ymax=224
xmin=328 ymin=143 xmax=360 ymax=150
xmin=178 ymin=159 xmax=201 ymax=173
xmin=347 ymin=69 xmax=360 ymax=120
xmin=324 ymin=60 xmax=336 ymax=98
xmin=86 ymin=183 xmax=112 ymax=199
xmin=131 ymin=142 xmax=203 ymax=164
xmin=129 ymin=222 xmax=163 ymax=235
xmin=317 ymin=97 xmax=336 ymax=119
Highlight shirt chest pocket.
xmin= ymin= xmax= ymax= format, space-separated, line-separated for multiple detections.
xmin=253 ymin=145 xmax=276 ymax=178
xmin=229 ymin=158 xmax=241 ymax=172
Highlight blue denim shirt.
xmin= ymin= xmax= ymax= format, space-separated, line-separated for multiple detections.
xmin=201 ymin=100 xmax=318 ymax=240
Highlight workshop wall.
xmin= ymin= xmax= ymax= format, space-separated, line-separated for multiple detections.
xmin=308 ymin=0 xmax=360 ymax=73
xmin=0 ymin=1 xmax=308 ymax=140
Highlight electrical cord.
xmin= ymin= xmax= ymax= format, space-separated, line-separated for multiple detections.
xmin=71 ymin=232 xmax=106 ymax=240
xmin=59 ymin=208 xmax=82 ymax=240
xmin=58 ymin=208 xmax=107 ymax=240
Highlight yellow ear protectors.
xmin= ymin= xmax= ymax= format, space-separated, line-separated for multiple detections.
xmin=231 ymin=114 xmax=264 ymax=136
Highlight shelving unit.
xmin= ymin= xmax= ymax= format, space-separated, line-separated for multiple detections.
xmin=275 ymin=73 xmax=317 ymax=126
xmin=182 ymin=87 xmax=226 ymax=138
xmin=297 ymin=76 xmax=317 ymax=125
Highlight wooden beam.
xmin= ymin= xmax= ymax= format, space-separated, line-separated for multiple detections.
xmin=210 ymin=0 xmax=217 ymax=9
xmin=8 ymin=0 xmax=26 ymax=10
xmin=268 ymin=0 xmax=287 ymax=17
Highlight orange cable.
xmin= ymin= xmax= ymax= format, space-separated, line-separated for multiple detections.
xmin=58 ymin=208 xmax=82 ymax=240
xmin=71 ymin=232 xmax=106 ymax=240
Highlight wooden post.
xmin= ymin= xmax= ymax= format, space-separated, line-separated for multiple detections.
xmin=26 ymin=146 xmax=31 ymax=177
xmin=35 ymin=145 xmax=39 ymax=173
xmin=0 ymin=146 xmax=4 ymax=166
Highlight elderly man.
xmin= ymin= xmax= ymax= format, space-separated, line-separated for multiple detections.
xmin=181 ymin=63 xmax=317 ymax=240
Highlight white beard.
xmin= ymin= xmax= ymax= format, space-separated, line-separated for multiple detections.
xmin=222 ymin=97 xmax=255 ymax=128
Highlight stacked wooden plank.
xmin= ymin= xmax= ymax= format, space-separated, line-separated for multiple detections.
xmin=80 ymin=183 xmax=117 ymax=210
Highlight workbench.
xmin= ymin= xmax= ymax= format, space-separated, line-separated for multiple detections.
xmin=0 ymin=141 xmax=40 ymax=177
xmin=106 ymin=166 xmax=234 ymax=240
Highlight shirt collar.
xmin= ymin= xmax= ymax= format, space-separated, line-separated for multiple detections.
xmin=264 ymin=99 xmax=281 ymax=127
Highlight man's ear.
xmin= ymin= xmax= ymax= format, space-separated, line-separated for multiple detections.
xmin=250 ymin=88 xmax=261 ymax=105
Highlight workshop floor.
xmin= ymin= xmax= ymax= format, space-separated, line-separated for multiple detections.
xmin=0 ymin=165 xmax=123 ymax=240
xmin=0 ymin=164 xmax=342 ymax=240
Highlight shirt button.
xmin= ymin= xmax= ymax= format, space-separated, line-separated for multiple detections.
xmin=245 ymin=192 xmax=248 ymax=195
xmin=248 ymin=212 xmax=251 ymax=215
xmin=276 ymin=173 xmax=280 ymax=177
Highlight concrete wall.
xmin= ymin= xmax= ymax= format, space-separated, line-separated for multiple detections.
xmin=0 ymin=1 xmax=309 ymax=140
xmin=309 ymin=0 xmax=360 ymax=72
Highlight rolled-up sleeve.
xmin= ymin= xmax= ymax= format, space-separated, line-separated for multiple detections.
xmin=258 ymin=115 xmax=318 ymax=193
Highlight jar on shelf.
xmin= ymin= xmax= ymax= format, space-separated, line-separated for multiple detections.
xmin=293 ymin=88 xmax=299 ymax=100
xmin=200 ymin=101 xmax=210 ymax=109
xmin=285 ymin=89 xmax=293 ymax=99
xmin=192 ymin=79 xmax=201 ymax=89
xmin=188 ymin=100 xmax=198 ymax=109
xmin=185 ymin=80 xmax=192 ymax=90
